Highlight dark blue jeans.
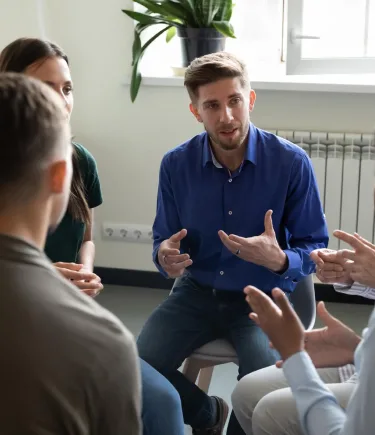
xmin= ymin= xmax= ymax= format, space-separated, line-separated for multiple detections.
xmin=137 ymin=275 xmax=280 ymax=434
xmin=141 ymin=359 xmax=184 ymax=435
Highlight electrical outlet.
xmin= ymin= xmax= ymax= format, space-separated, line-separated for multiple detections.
xmin=102 ymin=222 xmax=153 ymax=244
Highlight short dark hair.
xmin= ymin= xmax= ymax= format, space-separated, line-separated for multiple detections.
xmin=184 ymin=51 xmax=250 ymax=101
xmin=0 ymin=37 xmax=90 ymax=224
xmin=0 ymin=73 xmax=67 ymax=207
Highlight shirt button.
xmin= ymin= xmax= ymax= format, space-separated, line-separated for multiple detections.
xmin=229 ymin=179 xmax=233 ymax=183
xmin=220 ymin=271 xmax=224 ymax=275
xmin=228 ymin=211 xmax=233 ymax=215
xmin=285 ymin=276 xmax=289 ymax=280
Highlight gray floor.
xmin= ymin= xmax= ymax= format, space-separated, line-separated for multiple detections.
xmin=97 ymin=285 xmax=373 ymax=434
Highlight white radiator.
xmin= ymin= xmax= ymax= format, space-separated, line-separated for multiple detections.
xmin=271 ymin=130 xmax=375 ymax=250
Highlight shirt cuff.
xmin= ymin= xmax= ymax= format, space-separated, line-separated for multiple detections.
xmin=276 ymin=249 xmax=302 ymax=282
xmin=283 ymin=351 xmax=321 ymax=390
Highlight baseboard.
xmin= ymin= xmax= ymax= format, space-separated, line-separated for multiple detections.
xmin=94 ymin=267 xmax=373 ymax=305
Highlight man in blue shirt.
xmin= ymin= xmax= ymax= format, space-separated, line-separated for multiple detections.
xmin=137 ymin=52 xmax=328 ymax=435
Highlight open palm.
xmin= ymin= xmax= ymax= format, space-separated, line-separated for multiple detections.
xmin=304 ymin=302 xmax=361 ymax=368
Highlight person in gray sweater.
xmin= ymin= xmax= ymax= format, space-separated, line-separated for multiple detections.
xmin=0 ymin=73 xmax=142 ymax=434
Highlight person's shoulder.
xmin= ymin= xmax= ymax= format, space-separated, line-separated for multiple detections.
xmin=257 ymin=127 xmax=308 ymax=160
xmin=162 ymin=132 xmax=205 ymax=165
xmin=73 ymin=142 xmax=98 ymax=169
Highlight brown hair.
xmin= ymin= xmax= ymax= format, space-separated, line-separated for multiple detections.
xmin=0 ymin=73 xmax=68 ymax=206
xmin=184 ymin=51 xmax=250 ymax=101
xmin=0 ymin=37 xmax=90 ymax=224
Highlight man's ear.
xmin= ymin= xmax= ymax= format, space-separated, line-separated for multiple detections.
xmin=249 ymin=89 xmax=256 ymax=112
xmin=49 ymin=160 xmax=68 ymax=194
xmin=189 ymin=103 xmax=203 ymax=123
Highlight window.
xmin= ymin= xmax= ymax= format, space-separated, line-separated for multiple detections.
xmin=286 ymin=0 xmax=375 ymax=74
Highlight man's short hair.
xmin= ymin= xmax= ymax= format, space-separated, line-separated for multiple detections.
xmin=0 ymin=72 xmax=68 ymax=206
xmin=184 ymin=51 xmax=250 ymax=102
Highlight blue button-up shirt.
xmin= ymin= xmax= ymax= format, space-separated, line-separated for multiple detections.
xmin=153 ymin=124 xmax=328 ymax=293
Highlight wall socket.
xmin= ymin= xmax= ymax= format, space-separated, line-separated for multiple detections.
xmin=102 ymin=222 xmax=153 ymax=244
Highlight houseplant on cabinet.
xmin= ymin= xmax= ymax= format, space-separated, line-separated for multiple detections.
xmin=122 ymin=0 xmax=235 ymax=102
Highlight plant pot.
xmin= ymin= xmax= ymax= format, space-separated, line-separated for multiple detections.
xmin=177 ymin=27 xmax=226 ymax=67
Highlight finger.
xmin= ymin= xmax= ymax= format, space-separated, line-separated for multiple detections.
xmin=218 ymin=230 xmax=241 ymax=252
xmin=264 ymin=209 xmax=275 ymax=235
xmin=169 ymin=229 xmax=187 ymax=243
xmin=166 ymin=258 xmax=193 ymax=272
xmin=316 ymin=301 xmax=336 ymax=327
xmin=317 ymin=250 xmax=339 ymax=262
xmin=318 ymin=270 xmax=346 ymax=280
xmin=333 ymin=230 xmax=363 ymax=250
xmin=54 ymin=262 xmax=83 ymax=271
xmin=74 ymin=280 xmax=104 ymax=290
xmin=340 ymin=250 xmax=356 ymax=261
xmin=272 ymin=288 xmax=296 ymax=318
xmin=72 ymin=271 xmax=98 ymax=281
xmin=164 ymin=254 xmax=190 ymax=265
xmin=160 ymin=248 xmax=180 ymax=257
xmin=249 ymin=312 xmax=260 ymax=325
xmin=310 ymin=250 xmax=324 ymax=267
xmin=354 ymin=233 xmax=375 ymax=249
xmin=228 ymin=234 xmax=247 ymax=245
xmin=320 ymin=262 xmax=344 ymax=272
xmin=275 ymin=360 xmax=284 ymax=368
xmin=247 ymin=286 xmax=276 ymax=316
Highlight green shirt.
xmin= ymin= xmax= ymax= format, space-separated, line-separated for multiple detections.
xmin=45 ymin=143 xmax=103 ymax=263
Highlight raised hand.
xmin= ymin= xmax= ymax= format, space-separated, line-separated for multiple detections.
xmin=244 ymin=286 xmax=305 ymax=362
xmin=334 ymin=230 xmax=375 ymax=288
xmin=310 ymin=248 xmax=354 ymax=285
xmin=158 ymin=229 xmax=192 ymax=278
xmin=219 ymin=210 xmax=287 ymax=272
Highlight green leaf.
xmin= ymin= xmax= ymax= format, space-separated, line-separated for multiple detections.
xmin=132 ymin=0 xmax=165 ymax=14
xmin=129 ymin=25 xmax=172 ymax=102
xmin=122 ymin=9 xmax=161 ymax=25
xmin=212 ymin=20 xmax=235 ymax=38
xmin=130 ymin=58 xmax=142 ymax=103
xmin=132 ymin=30 xmax=142 ymax=66
xmin=166 ymin=26 xmax=177 ymax=42
xmin=201 ymin=0 xmax=221 ymax=26
xmin=216 ymin=0 xmax=233 ymax=21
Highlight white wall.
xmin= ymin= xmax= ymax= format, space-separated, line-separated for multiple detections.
xmin=2 ymin=0 xmax=375 ymax=271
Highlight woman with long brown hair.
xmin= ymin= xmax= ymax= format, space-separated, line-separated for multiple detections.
xmin=0 ymin=37 xmax=103 ymax=296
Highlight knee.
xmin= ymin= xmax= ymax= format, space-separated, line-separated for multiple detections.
xmin=144 ymin=377 xmax=181 ymax=413
xmin=252 ymin=393 xmax=296 ymax=435
xmin=231 ymin=373 xmax=266 ymax=425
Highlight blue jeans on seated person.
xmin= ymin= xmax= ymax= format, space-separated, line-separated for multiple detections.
xmin=137 ymin=275 xmax=280 ymax=435
xmin=140 ymin=358 xmax=184 ymax=435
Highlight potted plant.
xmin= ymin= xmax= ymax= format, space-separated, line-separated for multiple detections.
xmin=122 ymin=0 xmax=235 ymax=102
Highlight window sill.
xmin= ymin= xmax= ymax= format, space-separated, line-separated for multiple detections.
xmin=126 ymin=73 xmax=375 ymax=94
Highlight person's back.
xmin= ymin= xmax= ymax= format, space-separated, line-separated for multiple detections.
xmin=0 ymin=73 xmax=141 ymax=434
xmin=0 ymin=235 xmax=140 ymax=434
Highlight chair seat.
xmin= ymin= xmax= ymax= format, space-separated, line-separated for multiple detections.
xmin=190 ymin=339 xmax=238 ymax=363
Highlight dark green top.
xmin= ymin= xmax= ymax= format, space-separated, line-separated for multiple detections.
xmin=45 ymin=143 xmax=103 ymax=263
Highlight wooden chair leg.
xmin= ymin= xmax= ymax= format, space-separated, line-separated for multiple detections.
xmin=182 ymin=357 xmax=201 ymax=384
xmin=197 ymin=366 xmax=214 ymax=393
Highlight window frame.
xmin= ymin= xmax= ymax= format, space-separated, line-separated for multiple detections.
xmin=286 ymin=0 xmax=375 ymax=75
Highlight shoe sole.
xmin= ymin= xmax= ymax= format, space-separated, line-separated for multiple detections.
xmin=215 ymin=397 xmax=229 ymax=434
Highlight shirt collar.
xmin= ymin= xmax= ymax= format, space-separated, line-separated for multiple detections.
xmin=202 ymin=123 xmax=258 ymax=167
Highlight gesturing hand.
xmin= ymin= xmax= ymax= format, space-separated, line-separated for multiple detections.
xmin=334 ymin=230 xmax=375 ymax=288
xmin=244 ymin=286 xmax=305 ymax=362
xmin=219 ymin=210 xmax=287 ymax=272
xmin=158 ymin=229 xmax=193 ymax=278
xmin=53 ymin=262 xmax=103 ymax=297
xmin=310 ymin=248 xmax=354 ymax=285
